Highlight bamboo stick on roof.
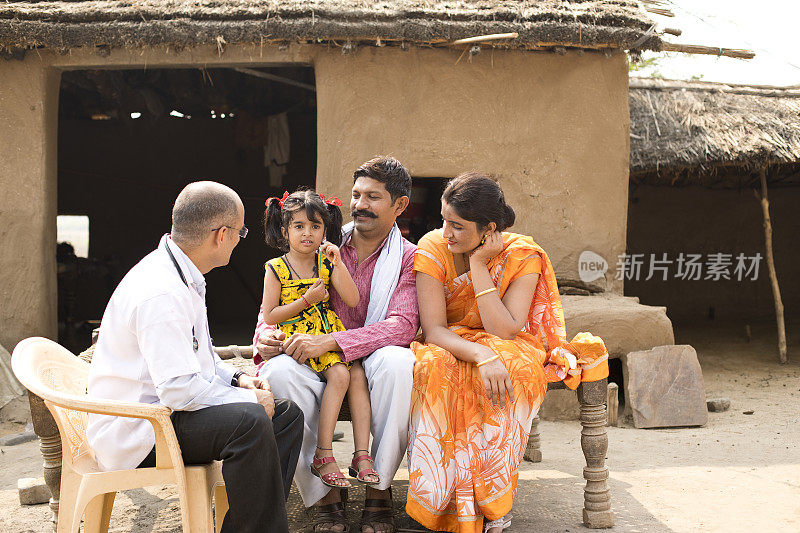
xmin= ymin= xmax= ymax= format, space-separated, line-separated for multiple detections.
xmin=449 ymin=33 xmax=519 ymax=46
xmin=646 ymin=7 xmax=674 ymax=17
xmin=661 ymin=42 xmax=755 ymax=59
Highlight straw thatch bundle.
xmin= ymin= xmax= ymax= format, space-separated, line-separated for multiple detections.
xmin=630 ymin=78 xmax=800 ymax=187
xmin=0 ymin=1 xmax=659 ymax=53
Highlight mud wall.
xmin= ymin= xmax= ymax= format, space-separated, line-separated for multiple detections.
xmin=314 ymin=46 xmax=630 ymax=293
xmin=0 ymin=62 xmax=59 ymax=350
xmin=0 ymin=43 xmax=630 ymax=348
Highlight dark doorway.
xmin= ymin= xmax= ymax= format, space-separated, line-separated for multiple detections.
xmin=400 ymin=177 xmax=449 ymax=244
xmin=57 ymin=66 xmax=316 ymax=351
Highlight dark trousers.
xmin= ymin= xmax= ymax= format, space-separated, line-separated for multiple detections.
xmin=139 ymin=399 xmax=303 ymax=533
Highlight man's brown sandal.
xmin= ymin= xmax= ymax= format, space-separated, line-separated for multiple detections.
xmin=360 ymin=488 xmax=394 ymax=533
xmin=313 ymin=500 xmax=350 ymax=533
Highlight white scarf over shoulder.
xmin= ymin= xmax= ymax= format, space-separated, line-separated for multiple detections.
xmin=340 ymin=222 xmax=404 ymax=326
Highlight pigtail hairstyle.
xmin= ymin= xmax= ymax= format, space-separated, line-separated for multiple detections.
xmin=264 ymin=196 xmax=288 ymax=251
xmin=264 ymin=189 xmax=340 ymax=252
xmin=325 ymin=202 xmax=343 ymax=246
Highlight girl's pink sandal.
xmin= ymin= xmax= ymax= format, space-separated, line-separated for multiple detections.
xmin=311 ymin=453 xmax=352 ymax=489
xmin=348 ymin=450 xmax=381 ymax=485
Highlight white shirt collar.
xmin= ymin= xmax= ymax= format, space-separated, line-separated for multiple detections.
xmin=163 ymin=234 xmax=206 ymax=291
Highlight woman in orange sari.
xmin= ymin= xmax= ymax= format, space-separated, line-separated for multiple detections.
xmin=406 ymin=173 xmax=608 ymax=533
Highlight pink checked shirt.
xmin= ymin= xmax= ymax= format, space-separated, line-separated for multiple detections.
xmin=253 ymin=234 xmax=419 ymax=364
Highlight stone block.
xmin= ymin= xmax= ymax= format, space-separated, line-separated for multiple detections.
xmin=0 ymin=429 xmax=37 ymax=446
xmin=562 ymin=294 xmax=675 ymax=359
xmin=0 ymin=395 xmax=31 ymax=425
xmin=539 ymin=388 xmax=579 ymax=421
xmin=707 ymin=398 xmax=731 ymax=412
xmin=607 ymin=382 xmax=619 ymax=426
xmin=18 ymin=477 xmax=50 ymax=505
xmin=622 ymin=345 xmax=708 ymax=429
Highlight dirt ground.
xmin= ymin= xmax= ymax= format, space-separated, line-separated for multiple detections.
xmin=1 ymin=319 xmax=798 ymax=532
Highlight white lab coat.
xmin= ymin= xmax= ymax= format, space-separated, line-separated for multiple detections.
xmin=87 ymin=235 xmax=256 ymax=471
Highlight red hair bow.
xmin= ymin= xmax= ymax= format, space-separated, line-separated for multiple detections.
xmin=319 ymin=194 xmax=343 ymax=207
xmin=266 ymin=191 xmax=290 ymax=209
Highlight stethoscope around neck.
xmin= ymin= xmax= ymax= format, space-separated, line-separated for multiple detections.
xmin=163 ymin=239 xmax=203 ymax=353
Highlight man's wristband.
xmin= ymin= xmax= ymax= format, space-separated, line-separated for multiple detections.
xmin=231 ymin=370 xmax=244 ymax=387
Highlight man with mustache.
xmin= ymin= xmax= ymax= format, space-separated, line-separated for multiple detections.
xmin=253 ymin=156 xmax=419 ymax=533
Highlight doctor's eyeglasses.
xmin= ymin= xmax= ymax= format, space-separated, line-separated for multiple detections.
xmin=211 ymin=224 xmax=248 ymax=239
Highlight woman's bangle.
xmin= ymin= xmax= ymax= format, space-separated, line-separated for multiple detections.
xmin=301 ymin=295 xmax=311 ymax=307
xmin=475 ymin=287 xmax=497 ymax=299
xmin=476 ymin=354 xmax=501 ymax=367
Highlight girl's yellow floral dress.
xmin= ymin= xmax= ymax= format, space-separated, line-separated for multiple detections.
xmin=266 ymin=252 xmax=350 ymax=372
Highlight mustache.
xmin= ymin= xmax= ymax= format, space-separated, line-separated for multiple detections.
xmin=351 ymin=209 xmax=378 ymax=219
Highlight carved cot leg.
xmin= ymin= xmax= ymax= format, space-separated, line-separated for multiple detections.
xmin=28 ymin=392 xmax=62 ymax=531
xmin=523 ymin=415 xmax=542 ymax=462
xmin=577 ymin=379 xmax=613 ymax=528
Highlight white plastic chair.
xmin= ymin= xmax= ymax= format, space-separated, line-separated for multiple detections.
xmin=12 ymin=337 xmax=228 ymax=532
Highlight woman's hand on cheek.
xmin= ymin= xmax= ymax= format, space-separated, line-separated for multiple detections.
xmin=470 ymin=231 xmax=503 ymax=264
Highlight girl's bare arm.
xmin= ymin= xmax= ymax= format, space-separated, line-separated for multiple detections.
xmin=330 ymin=263 xmax=359 ymax=308
xmin=321 ymin=242 xmax=359 ymax=308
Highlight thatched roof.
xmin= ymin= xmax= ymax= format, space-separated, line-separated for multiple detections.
xmin=0 ymin=1 xmax=660 ymax=53
xmin=629 ymin=78 xmax=800 ymax=187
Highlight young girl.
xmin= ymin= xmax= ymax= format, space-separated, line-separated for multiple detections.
xmin=262 ymin=189 xmax=380 ymax=489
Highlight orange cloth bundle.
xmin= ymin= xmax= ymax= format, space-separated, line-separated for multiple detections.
xmin=544 ymin=331 xmax=609 ymax=389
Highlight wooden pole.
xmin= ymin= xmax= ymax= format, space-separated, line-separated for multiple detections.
xmin=661 ymin=42 xmax=755 ymax=59
xmin=758 ymin=166 xmax=788 ymax=363
xmin=450 ymin=32 xmax=519 ymax=46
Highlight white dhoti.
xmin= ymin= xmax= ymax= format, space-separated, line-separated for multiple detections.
xmin=260 ymin=346 xmax=414 ymax=507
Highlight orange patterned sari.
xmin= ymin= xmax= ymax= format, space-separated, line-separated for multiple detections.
xmin=406 ymin=230 xmax=608 ymax=533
